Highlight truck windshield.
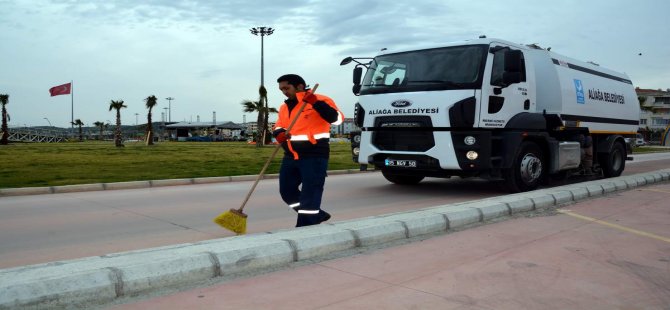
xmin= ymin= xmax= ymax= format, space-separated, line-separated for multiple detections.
xmin=360 ymin=45 xmax=487 ymax=95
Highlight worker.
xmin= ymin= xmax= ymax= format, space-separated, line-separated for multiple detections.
xmin=273 ymin=74 xmax=344 ymax=227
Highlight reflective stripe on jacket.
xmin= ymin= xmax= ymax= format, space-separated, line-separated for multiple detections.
xmin=274 ymin=92 xmax=344 ymax=160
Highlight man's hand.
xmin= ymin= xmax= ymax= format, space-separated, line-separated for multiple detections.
xmin=276 ymin=131 xmax=288 ymax=143
xmin=303 ymin=92 xmax=318 ymax=105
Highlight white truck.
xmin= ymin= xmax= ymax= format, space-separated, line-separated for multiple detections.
xmin=341 ymin=37 xmax=639 ymax=192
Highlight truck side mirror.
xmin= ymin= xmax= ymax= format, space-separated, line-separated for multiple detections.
xmin=352 ymin=67 xmax=363 ymax=95
xmin=353 ymin=67 xmax=362 ymax=84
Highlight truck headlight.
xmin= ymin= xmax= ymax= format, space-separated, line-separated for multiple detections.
xmin=352 ymin=147 xmax=360 ymax=156
xmin=464 ymin=136 xmax=476 ymax=145
xmin=466 ymin=151 xmax=478 ymax=160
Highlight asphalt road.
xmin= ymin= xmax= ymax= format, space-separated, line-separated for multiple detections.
xmin=1 ymin=153 xmax=669 ymax=269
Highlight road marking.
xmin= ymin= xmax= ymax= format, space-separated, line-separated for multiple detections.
xmin=557 ymin=210 xmax=670 ymax=243
xmin=639 ymin=188 xmax=670 ymax=194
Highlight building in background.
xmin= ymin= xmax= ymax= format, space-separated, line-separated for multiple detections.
xmin=330 ymin=118 xmax=357 ymax=137
xmin=166 ymin=121 xmax=244 ymax=141
xmin=636 ymin=88 xmax=670 ymax=144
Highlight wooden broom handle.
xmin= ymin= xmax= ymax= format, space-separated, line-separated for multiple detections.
xmin=237 ymin=84 xmax=319 ymax=212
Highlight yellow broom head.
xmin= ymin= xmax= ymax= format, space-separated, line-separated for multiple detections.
xmin=213 ymin=208 xmax=248 ymax=235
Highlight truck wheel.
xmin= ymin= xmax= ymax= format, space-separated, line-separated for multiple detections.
xmin=600 ymin=141 xmax=626 ymax=178
xmin=504 ymin=141 xmax=545 ymax=192
xmin=382 ymin=170 xmax=424 ymax=185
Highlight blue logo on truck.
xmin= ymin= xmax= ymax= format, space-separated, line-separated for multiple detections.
xmin=574 ymin=79 xmax=585 ymax=104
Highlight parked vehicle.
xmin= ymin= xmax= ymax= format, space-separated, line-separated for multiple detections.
xmin=342 ymin=37 xmax=639 ymax=192
xmin=635 ymin=133 xmax=646 ymax=146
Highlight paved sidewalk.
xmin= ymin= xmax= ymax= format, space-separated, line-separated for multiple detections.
xmin=112 ymin=183 xmax=670 ymax=309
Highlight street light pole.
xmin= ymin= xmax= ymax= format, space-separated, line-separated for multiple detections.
xmin=43 ymin=117 xmax=52 ymax=127
xmin=249 ymin=26 xmax=274 ymax=87
xmin=249 ymin=27 xmax=274 ymax=145
xmin=165 ymin=97 xmax=175 ymax=122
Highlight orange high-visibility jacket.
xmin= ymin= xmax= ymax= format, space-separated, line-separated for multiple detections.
xmin=274 ymin=91 xmax=344 ymax=159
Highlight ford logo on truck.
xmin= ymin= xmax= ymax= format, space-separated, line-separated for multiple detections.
xmin=391 ymin=100 xmax=412 ymax=107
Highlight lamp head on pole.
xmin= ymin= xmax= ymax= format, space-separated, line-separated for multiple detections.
xmin=250 ymin=27 xmax=274 ymax=36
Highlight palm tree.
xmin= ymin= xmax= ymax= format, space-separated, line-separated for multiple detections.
xmin=93 ymin=121 xmax=105 ymax=140
xmin=71 ymin=119 xmax=84 ymax=142
xmin=0 ymin=94 xmax=8 ymax=145
xmin=241 ymin=86 xmax=278 ymax=147
xmin=108 ymin=100 xmax=127 ymax=147
xmin=144 ymin=95 xmax=158 ymax=145
xmin=241 ymin=98 xmax=265 ymax=146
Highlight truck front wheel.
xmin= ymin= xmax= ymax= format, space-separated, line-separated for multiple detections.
xmin=381 ymin=170 xmax=424 ymax=185
xmin=600 ymin=140 xmax=626 ymax=178
xmin=504 ymin=141 xmax=545 ymax=192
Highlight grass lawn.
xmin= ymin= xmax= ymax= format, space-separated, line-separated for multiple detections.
xmin=0 ymin=141 xmax=359 ymax=189
xmin=2 ymin=141 xmax=666 ymax=189
xmin=633 ymin=146 xmax=670 ymax=153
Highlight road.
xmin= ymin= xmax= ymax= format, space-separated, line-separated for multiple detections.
xmin=1 ymin=153 xmax=669 ymax=269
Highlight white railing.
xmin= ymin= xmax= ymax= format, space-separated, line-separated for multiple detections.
xmin=5 ymin=127 xmax=68 ymax=143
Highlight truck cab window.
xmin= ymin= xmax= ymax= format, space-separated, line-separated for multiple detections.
xmin=360 ymin=45 xmax=488 ymax=95
xmin=490 ymin=48 xmax=506 ymax=86
xmin=490 ymin=47 xmax=526 ymax=87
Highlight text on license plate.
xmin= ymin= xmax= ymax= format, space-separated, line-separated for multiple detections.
xmin=385 ymin=159 xmax=417 ymax=167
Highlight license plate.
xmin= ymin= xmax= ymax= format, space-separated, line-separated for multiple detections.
xmin=385 ymin=159 xmax=417 ymax=167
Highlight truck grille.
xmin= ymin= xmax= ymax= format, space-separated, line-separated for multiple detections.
xmin=372 ymin=116 xmax=435 ymax=152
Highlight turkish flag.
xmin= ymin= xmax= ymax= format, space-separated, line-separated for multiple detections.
xmin=49 ymin=83 xmax=71 ymax=96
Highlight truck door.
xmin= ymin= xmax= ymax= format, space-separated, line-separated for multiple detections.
xmin=477 ymin=43 xmax=532 ymax=128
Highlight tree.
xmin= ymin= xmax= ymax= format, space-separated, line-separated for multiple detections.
xmin=0 ymin=94 xmax=8 ymax=145
xmin=144 ymin=95 xmax=158 ymax=145
xmin=108 ymin=100 xmax=127 ymax=147
xmin=241 ymin=86 xmax=278 ymax=147
xmin=71 ymin=119 xmax=84 ymax=142
xmin=93 ymin=121 xmax=105 ymax=140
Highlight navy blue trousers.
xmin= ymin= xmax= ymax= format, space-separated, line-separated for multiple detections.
xmin=279 ymin=156 xmax=328 ymax=227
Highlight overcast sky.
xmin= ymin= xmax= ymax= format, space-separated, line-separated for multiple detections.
xmin=2 ymin=0 xmax=669 ymax=127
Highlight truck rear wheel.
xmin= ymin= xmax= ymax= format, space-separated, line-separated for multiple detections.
xmin=504 ymin=141 xmax=545 ymax=192
xmin=382 ymin=170 xmax=424 ymax=185
xmin=600 ymin=140 xmax=626 ymax=178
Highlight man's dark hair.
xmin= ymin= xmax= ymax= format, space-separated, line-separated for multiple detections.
xmin=277 ymin=74 xmax=307 ymax=89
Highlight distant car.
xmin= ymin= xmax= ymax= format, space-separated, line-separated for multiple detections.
xmin=635 ymin=134 xmax=646 ymax=146
xmin=635 ymin=138 xmax=646 ymax=146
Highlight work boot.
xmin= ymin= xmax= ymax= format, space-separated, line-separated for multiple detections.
xmin=296 ymin=210 xmax=331 ymax=227
xmin=296 ymin=213 xmax=320 ymax=227
xmin=319 ymin=210 xmax=331 ymax=223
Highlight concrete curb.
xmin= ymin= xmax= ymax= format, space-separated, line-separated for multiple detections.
xmin=0 ymin=169 xmax=376 ymax=197
xmin=1 ymin=169 xmax=668 ymax=309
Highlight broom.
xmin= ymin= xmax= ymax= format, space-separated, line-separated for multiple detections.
xmin=213 ymin=84 xmax=320 ymax=234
